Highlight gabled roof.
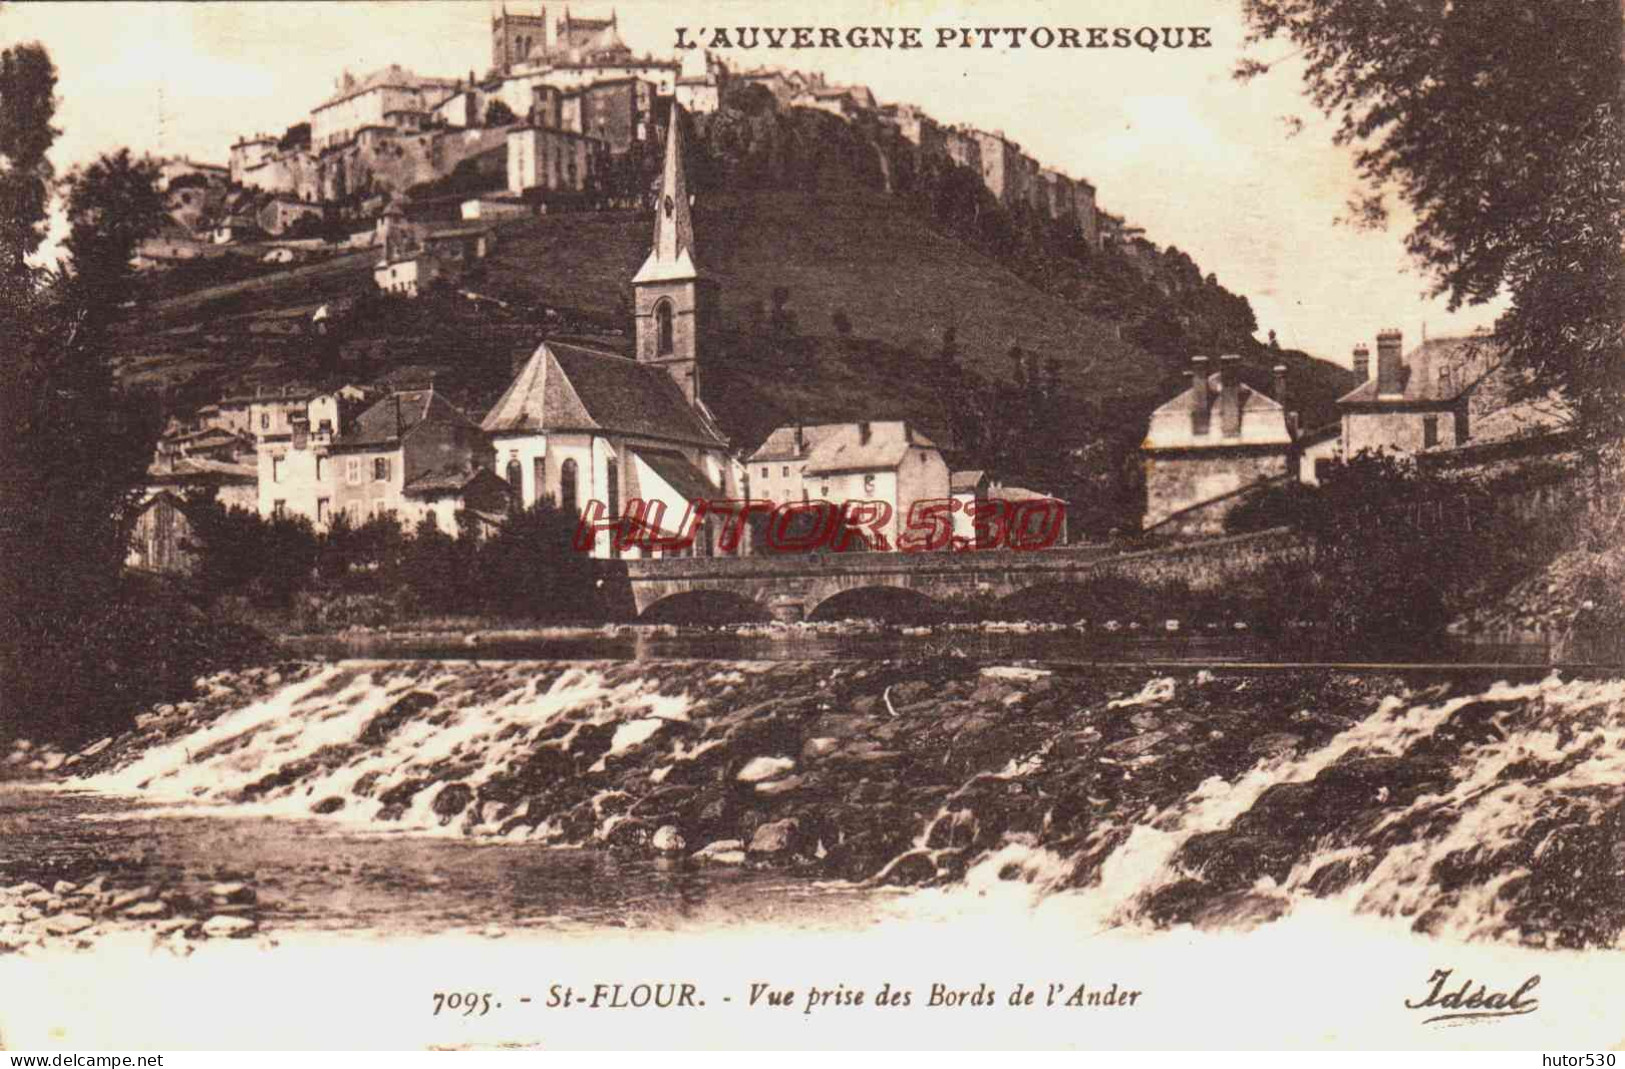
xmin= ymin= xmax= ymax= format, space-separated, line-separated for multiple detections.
xmin=745 ymin=423 xmax=842 ymax=463
xmin=1144 ymin=371 xmax=1293 ymax=450
xmin=146 ymin=457 xmax=258 ymax=484
xmin=803 ymin=421 xmax=937 ymax=476
xmin=336 ymin=389 xmax=478 ymax=451
xmin=988 ymin=484 xmax=1053 ymax=503
xmin=950 ymin=469 xmax=989 ymax=494
xmin=1337 ymin=336 xmax=1500 ymax=406
xmin=482 ymin=341 xmax=726 ymax=448
xmin=316 ymin=65 xmax=458 ymax=111
xmin=629 ymin=447 xmax=719 ymax=504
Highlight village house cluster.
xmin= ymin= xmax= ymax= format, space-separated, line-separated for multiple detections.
xmin=1139 ymin=327 xmax=1530 ymax=536
xmin=137 ymin=4 xmax=1130 ymax=284
xmin=130 ymin=108 xmax=1057 ymax=574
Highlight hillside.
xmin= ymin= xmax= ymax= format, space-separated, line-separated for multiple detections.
xmin=113 ymin=115 xmax=1355 ymax=534
xmin=119 ymin=190 xmax=1352 ymax=427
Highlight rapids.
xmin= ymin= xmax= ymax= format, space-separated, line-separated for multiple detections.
xmin=54 ymin=658 xmax=1625 ymax=949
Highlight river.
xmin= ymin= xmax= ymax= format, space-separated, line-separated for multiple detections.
xmin=2 ymin=642 xmax=1623 ymax=1048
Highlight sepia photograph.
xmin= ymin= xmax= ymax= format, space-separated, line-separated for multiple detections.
xmin=0 ymin=0 xmax=1622 ymax=1053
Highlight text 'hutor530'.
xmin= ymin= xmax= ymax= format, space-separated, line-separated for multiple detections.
xmin=572 ymin=497 xmax=1066 ymax=554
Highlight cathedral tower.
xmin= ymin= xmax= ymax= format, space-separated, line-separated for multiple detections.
xmin=632 ymin=105 xmax=714 ymax=409
xmin=491 ymin=4 xmax=549 ymax=73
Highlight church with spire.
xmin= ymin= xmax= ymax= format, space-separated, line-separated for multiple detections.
xmin=481 ymin=106 xmax=742 ymax=559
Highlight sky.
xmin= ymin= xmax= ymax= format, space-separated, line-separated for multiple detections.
xmin=0 ymin=0 xmax=1506 ymax=364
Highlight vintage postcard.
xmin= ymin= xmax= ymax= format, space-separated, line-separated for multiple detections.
xmin=1 ymin=0 xmax=1622 ymax=1053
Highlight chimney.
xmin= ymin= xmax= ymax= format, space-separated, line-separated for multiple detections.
xmin=1376 ymin=329 xmax=1404 ymax=396
xmin=1219 ymin=354 xmax=1243 ymax=438
xmin=1352 ymin=343 xmax=1370 ymax=382
xmin=793 ymin=424 xmax=805 ymax=454
xmin=1189 ymin=356 xmax=1212 ymax=436
xmin=1272 ymin=364 xmax=1287 ymax=411
xmin=859 ymin=420 xmax=872 ymax=445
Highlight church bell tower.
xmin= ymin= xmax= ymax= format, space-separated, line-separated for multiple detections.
xmin=632 ymin=105 xmax=714 ymax=409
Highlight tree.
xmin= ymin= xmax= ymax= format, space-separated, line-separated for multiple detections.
xmin=0 ymin=43 xmax=217 ymax=744
xmin=1237 ymin=0 xmax=1625 ymax=442
xmin=0 ymin=43 xmax=58 ymax=276
xmin=484 ymin=99 xmax=518 ymax=127
xmin=61 ymin=149 xmax=167 ymax=338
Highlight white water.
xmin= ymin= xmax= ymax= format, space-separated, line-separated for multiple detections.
xmin=66 ymin=662 xmax=1625 ymax=949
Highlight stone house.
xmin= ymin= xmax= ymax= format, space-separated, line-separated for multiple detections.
xmin=506 ymin=123 xmax=601 ymax=195
xmin=1142 ymin=355 xmax=1296 ymax=535
xmin=1338 ymin=330 xmax=1496 ymax=458
xmin=482 ymin=104 xmax=742 ymax=560
xmin=747 ymin=420 xmax=948 ymax=552
xmin=256 ymin=195 xmax=323 ymax=236
xmin=325 ymin=389 xmax=499 ymax=534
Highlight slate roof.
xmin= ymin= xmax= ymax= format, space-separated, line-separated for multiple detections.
xmin=988 ymin=484 xmax=1053 ymax=503
xmin=317 ymin=66 xmax=458 ymax=111
xmin=803 ymin=421 xmax=937 ymax=476
xmin=146 ymin=457 xmax=258 ymax=484
xmin=404 ymin=464 xmax=511 ymax=500
xmin=1337 ymin=336 xmax=1500 ymax=406
xmin=745 ymin=424 xmax=842 ymax=463
xmin=336 ymin=389 xmax=478 ymax=451
xmin=631 ymin=447 xmax=719 ymax=503
xmin=481 ymin=341 xmax=726 ymax=448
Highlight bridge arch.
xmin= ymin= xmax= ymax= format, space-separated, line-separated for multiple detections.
xmin=639 ymin=589 xmax=773 ymax=624
xmin=807 ymin=585 xmax=946 ymax=623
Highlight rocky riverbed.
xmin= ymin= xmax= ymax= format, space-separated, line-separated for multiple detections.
xmin=0 ymin=872 xmax=266 ymax=957
xmin=13 ymin=657 xmax=1625 ymax=953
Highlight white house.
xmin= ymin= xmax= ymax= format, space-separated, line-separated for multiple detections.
xmin=747 ymin=420 xmax=949 ymax=552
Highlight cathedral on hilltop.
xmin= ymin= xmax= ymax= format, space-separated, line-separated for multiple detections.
xmin=491 ymin=5 xmax=631 ymax=73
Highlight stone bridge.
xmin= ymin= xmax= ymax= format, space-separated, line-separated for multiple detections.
xmin=595 ymin=528 xmax=1307 ymax=620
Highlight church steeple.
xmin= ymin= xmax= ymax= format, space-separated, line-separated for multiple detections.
xmin=631 ymin=105 xmax=714 ymax=409
xmin=633 ymin=103 xmax=699 ymax=285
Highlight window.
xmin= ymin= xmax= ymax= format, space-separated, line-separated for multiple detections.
xmin=273 ymin=500 xmax=286 ymax=518
xmin=1423 ymin=415 xmax=1439 ymax=448
xmin=506 ymin=459 xmax=522 ymax=491
xmin=373 ymin=457 xmax=391 ymax=481
xmin=560 ymin=458 xmax=578 ymax=516
xmin=317 ymin=498 xmax=330 ymax=524
xmin=260 ymin=412 xmax=270 ymax=430
xmin=271 ymin=457 xmax=283 ymax=483
xmin=533 ymin=456 xmax=546 ymax=505
xmin=863 ymin=474 xmax=876 ymax=497
xmin=761 ymin=467 xmax=769 ymax=479
xmin=655 ymin=299 xmax=674 ymax=355
xmin=606 ymin=457 xmax=619 ymax=518
xmin=782 ymin=466 xmax=789 ymax=478
xmin=346 ymin=457 xmax=362 ymax=485
xmin=821 ymin=485 xmax=829 ymax=498
xmin=316 ymin=456 xmax=327 ymax=480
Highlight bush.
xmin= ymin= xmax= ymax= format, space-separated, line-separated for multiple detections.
xmin=1296 ymin=451 xmax=1458 ymax=646
xmin=473 ymin=502 xmax=596 ymax=620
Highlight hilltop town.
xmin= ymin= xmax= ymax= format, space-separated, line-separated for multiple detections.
xmin=121 ymin=5 xmax=1579 ymax=634
xmin=148 ymin=6 xmax=1117 ymax=267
